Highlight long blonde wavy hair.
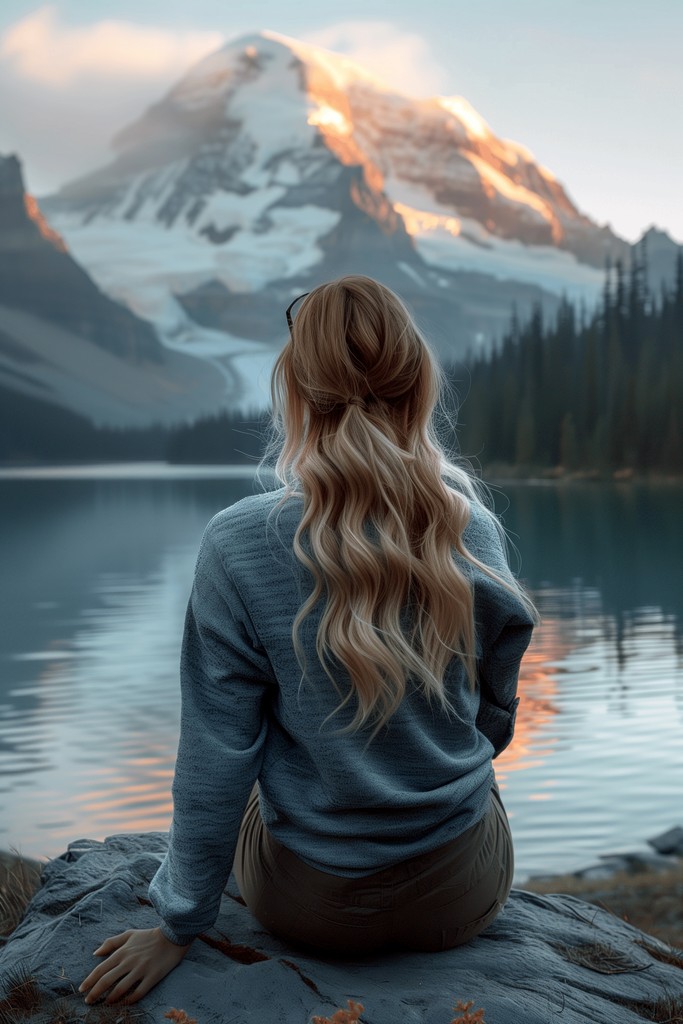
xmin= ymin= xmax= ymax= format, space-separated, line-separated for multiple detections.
xmin=261 ymin=275 xmax=539 ymax=738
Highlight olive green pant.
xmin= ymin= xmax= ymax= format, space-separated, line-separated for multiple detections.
xmin=233 ymin=779 xmax=513 ymax=954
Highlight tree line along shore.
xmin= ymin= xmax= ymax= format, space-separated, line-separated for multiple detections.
xmin=1 ymin=246 xmax=681 ymax=475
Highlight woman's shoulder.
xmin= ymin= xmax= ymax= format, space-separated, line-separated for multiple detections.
xmin=462 ymin=497 xmax=502 ymax=544
xmin=442 ymin=483 xmax=498 ymax=541
xmin=203 ymin=486 xmax=301 ymax=556
xmin=444 ymin=487 xmax=512 ymax=578
xmin=207 ymin=486 xmax=286 ymax=527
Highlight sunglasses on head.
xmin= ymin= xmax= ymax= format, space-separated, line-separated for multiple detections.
xmin=286 ymin=292 xmax=310 ymax=336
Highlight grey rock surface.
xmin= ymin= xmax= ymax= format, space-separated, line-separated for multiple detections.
xmin=649 ymin=825 xmax=683 ymax=857
xmin=527 ymin=835 xmax=683 ymax=886
xmin=599 ymin=851 xmax=678 ymax=872
xmin=1 ymin=833 xmax=682 ymax=1024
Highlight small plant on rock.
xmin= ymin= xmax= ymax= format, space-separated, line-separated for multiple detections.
xmin=311 ymin=999 xmax=364 ymax=1024
xmin=452 ymin=1000 xmax=486 ymax=1024
xmin=0 ymin=966 xmax=42 ymax=1019
xmin=164 ymin=1010 xmax=198 ymax=1024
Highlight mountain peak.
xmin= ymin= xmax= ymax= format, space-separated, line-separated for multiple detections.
xmin=46 ymin=28 xmax=641 ymax=360
xmin=260 ymin=30 xmax=401 ymax=94
xmin=165 ymin=31 xmax=304 ymax=113
xmin=0 ymin=153 xmax=66 ymax=253
xmin=0 ymin=153 xmax=24 ymax=199
xmin=166 ymin=28 xmax=400 ymax=116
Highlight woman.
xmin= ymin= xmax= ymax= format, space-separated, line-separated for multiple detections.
xmin=79 ymin=275 xmax=539 ymax=1006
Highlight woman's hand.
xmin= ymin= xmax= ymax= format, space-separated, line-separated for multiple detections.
xmin=79 ymin=926 xmax=192 ymax=1005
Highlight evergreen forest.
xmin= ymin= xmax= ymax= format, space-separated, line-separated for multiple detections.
xmin=446 ymin=245 xmax=682 ymax=477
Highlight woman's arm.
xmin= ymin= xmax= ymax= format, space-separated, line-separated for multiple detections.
xmin=465 ymin=507 xmax=535 ymax=757
xmin=79 ymin=521 xmax=276 ymax=1004
xmin=476 ymin=611 xmax=533 ymax=757
xmin=148 ymin=521 xmax=276 ymax=944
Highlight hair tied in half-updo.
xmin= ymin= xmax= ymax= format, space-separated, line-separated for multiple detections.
xmin=263 ymin=275 xmax=540 ymax=741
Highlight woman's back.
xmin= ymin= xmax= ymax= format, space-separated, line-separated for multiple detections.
xmin=167 ymin=484 xmax=534 ymax=881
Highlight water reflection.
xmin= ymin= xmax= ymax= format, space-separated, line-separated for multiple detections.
xmin=1 ymin=475 xmax=681 ymax=882
xmin=495 ymin=482 xmax=683 ymax=654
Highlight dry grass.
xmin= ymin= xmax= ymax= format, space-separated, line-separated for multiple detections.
xmin=550 ymin=940 xmax=650 ymax=975
xmin=634 ymin=937 xmax=683 ymax=971
xmin=0 ymin=848 xmax=44 ymax=939
xmin=523 ymin=858 xmax=683 ymax=950
xmin=616 ymin=994 xmax=683 ymax=1023
xmin=0 ymin=965 xmax=156 ymax=1023
xmin=0 ymin=966 xmax=42 ymax=1020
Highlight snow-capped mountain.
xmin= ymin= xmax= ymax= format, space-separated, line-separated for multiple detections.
xmin=44 ymin=31 xmax=642 ymax=364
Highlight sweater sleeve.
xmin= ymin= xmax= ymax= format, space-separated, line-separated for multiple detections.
xmin=467 ymin=508 xmax=536 ymax=759
xmin=148 ymin=520 xmax=275 ymax=945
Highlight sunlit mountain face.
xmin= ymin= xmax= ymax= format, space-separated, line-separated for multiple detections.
xmin=23 ymin=194 xmax=67 ymax=252
xmin=42 ymin=31 xmax=635 ymax=365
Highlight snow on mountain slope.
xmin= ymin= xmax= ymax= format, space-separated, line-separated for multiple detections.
xmin=267 ymin=30 xmax=619 ymax=264
xmin=46 ymin=34 xmax=346 ymax=351
xmin=0 ymin=304 xmax=235 ymax=427
xmin=54 ymin=204 xmax=338 ymax=330
xmin=44 ymin=30 xmax=631 ymax=357
xmin=0 ymin=153 xmax=272 ymax=424
xmin=385 ymin=179 xmax=603 ymax=304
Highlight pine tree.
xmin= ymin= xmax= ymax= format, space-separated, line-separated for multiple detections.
xmin=559 ymin=412 xmax=579 ymax=470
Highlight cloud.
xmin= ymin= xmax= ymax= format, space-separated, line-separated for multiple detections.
xmin=0 ymin=8 xmax=224 ymax=194
xmin=303 ymin=20 xmax=450 ymax=98
xmin=0 ymin=12 xmax=446 ymax=197
xmin=0 ymin=5 xmax=223 ymax=85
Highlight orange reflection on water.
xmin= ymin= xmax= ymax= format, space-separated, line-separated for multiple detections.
xmin=65 ymin=745 xmax=177 ymax=842
xmin=495 ymin=618 xmax=569 ymax=782
xmin=48 ymin=813 xmax=173 ymax=844
xmin=26 ymin=617 xmax=572 ymax=855
xmin=127 ymin=756 xmax=169 ymax=766
xmin=87 ymin=802 xmax=174 ymax=824
xmin=77 ymin=790 xmax=167 ymax=814
xmin=73 ymin=781 xmax=160 ymax=801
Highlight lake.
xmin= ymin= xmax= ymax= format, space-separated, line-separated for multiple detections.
xmin=1 ymin=466 xmax=681 ymax=885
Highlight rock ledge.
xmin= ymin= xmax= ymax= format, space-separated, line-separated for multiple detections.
xmin=1 ymin=833 xmax=682 ymax=1023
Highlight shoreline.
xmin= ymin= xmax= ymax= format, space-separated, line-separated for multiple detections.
xmin=524 ymin=858 xmax=683 ymax=950
xmin=480 ymin=464 xmax=683 ymax=485
xmin=0 ymin=460 xmax=680 ymax=484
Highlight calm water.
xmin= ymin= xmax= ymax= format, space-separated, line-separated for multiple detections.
xmin=1 ymin=468 xmax=681 ymax=884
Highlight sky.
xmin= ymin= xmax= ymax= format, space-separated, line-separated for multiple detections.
xmin=0 ymin=1 xmax=681 ymax=244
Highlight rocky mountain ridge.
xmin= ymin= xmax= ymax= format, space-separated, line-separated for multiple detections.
xmin=0 ymin=154 xmax=231 ymax=428
xmin=0 ymin=154 xmax=160 ymax=365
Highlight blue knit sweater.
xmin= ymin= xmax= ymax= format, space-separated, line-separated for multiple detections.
xmin=148 ymin=486 xmax=535 ymax=945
